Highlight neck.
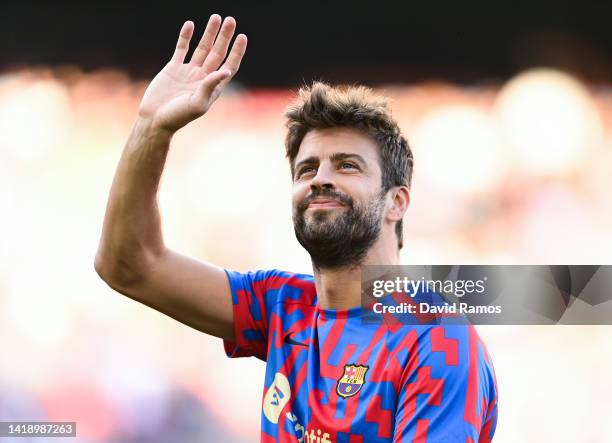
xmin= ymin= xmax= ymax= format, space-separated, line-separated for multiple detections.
xmin=313 ymin=234 xmax=400 ymax=310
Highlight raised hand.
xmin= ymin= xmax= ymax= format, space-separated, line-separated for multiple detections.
xmin=138 ymin=15 xmax=247 ymax=133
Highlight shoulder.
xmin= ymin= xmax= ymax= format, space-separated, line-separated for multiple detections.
xmin=387 ymin=323 xmax=496 ymax=396
xmin=224 ymin=268 xmax=317 ymax=307
xmin=404 ymin=323 xmax=495 ymax=372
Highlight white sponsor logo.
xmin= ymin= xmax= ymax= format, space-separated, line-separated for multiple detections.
xmin=263 ymin=372 xmax=291 ymax=424
xmin=286 ymin=412 xmax=332 ymax=443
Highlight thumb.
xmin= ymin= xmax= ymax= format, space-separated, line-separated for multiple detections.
xmin=193 ymin=69 xmax=232 ymax=108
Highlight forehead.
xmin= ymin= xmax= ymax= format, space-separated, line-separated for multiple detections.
xmin=295 ymin=127 xmax=380 ymax=164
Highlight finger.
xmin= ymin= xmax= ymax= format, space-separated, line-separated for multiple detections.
xmin=192 ymin=69 xmax=232 ymax=108
xmin=214 ymin=34 xmax=247 ymax=92
xmin=190 ymin=14 xmax=222 ymax=66
xmin=171 ymin=21 xmax=195 ymax=63
xmin=201 ymin=16 xmax=236 ymax=73
xmin=218 ymin=34 xmax=247 ymax=79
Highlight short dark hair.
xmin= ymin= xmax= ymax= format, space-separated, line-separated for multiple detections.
xmin=284 ymin=81 xmax=413 ymax=249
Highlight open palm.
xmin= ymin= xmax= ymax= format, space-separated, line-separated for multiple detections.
xmin=139 ymin=15 xmax=247 ymax=132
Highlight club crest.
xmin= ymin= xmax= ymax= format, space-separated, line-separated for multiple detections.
xmin=336 ymin=364 xmax=369 ymax=398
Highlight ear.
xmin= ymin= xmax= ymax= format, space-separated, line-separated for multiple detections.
xmin=386 ymin=185 xmax=410 ymax=222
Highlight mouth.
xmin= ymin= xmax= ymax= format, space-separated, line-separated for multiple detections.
xmin=307 ymin=198 xmax=345 ymax=209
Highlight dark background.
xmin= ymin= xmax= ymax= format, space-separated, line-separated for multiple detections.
xmin=2 ymin=0 xmax=611 ymax=86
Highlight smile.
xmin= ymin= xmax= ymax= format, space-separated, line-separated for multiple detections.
xmin=307 ymin=199 xmax=344 ymax=209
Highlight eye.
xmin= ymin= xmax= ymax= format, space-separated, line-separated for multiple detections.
xmin=340 ymin=162 xmax=358 ymax=170
xmin=297 ymin=166 xmax=316 ymax=178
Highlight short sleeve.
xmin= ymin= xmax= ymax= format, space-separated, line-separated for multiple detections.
xmin=222 ymin=268 xmax=284 ymax=361
xmin=393 ymin=324 xmax=498 ymax=442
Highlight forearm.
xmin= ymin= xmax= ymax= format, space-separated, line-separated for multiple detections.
xmin=95 ymin=117 xmax=173 ymax=286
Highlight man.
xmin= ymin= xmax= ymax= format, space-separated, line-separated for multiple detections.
xmin=95 ymin=14 xmax=498 ymax=442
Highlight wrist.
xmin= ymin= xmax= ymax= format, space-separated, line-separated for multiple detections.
xmin=133 ymin=116 xmax=175 ymax=142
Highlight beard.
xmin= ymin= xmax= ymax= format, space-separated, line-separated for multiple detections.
xmin=293 ymin=188 xmax=386 ymax=270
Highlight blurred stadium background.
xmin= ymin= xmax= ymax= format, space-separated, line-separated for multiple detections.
xmin=1 ymin=2 xmax=612 ymax=442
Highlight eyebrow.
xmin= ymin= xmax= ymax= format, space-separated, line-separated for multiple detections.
xmin=294 ymin=152 xmax=368 ymax=174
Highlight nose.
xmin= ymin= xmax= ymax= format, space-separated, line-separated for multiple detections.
xmin=309 ymin=162 xmax=336 ymax=193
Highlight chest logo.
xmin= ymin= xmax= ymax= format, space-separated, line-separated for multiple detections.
xmin=284 ymin=331 xmax=309 ymax=348
xmin=336 ymin=364 xmax=369 ymax=398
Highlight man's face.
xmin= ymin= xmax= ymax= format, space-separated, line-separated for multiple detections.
xmin=292 ymin=127 xmax=387 ymax=270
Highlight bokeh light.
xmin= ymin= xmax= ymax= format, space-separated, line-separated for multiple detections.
xmin=495 ymin=68 xmax=603 ymax=175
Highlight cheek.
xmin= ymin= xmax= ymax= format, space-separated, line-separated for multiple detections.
xmin=292 ymin=183 xmax=308 ymax=207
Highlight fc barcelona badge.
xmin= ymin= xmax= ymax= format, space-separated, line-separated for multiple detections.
xmin=336 ymin=364 xmax=369 ymax=398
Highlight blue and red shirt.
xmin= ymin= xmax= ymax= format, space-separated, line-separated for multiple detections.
xmin=223 ymin=269 xmax=498 ymax=443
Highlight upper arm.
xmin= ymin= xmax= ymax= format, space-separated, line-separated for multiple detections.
xmin=393 ymin=325 xmax=498 ymax=443
xmin=105 ymin=248 xmax=235 ymax=341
